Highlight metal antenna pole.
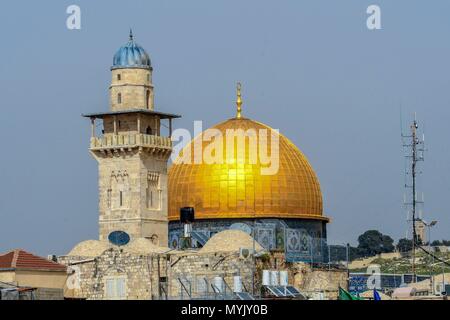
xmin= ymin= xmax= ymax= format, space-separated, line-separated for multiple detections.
xmin=411 ymin=119 xmax=417 ymax=283
xmin=402 ymin=114 xmax=425 ymax=284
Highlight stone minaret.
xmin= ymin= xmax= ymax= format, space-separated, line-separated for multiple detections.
xmin=84 ymin=32 xmax=180 ymax=246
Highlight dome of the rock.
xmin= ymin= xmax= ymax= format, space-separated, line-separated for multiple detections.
xmin=168 ymin=117 xmax=325 ymax=221
xmin=166 ymin=84 xmax=329 ymax=262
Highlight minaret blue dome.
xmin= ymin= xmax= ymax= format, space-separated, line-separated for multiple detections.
xmin=112 ymin=30 xmax=151 ymax=69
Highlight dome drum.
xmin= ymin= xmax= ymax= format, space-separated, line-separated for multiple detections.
xmin=168 ymin=218 xmax=328 ymax=262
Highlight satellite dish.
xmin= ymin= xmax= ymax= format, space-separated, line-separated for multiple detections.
xmin=108 ymin=231 xmax=130 ymax=246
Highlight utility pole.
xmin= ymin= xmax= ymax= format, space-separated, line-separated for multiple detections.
xmin=411 ymin=119 xmax=418 ymax=282
xmin=402 ymin=114 xmax=425 ymax=284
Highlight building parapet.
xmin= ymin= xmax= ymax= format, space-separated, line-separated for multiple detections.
xmin=90 ymin=133 xmax=172 ymax=151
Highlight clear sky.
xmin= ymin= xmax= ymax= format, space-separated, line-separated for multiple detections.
xmin=1 ymin=0 xmax=449 ymax=255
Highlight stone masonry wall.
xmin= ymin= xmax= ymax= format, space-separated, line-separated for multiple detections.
xmin=59 ymin=248 xmax=168 ymax=300
xmin=60 ymin=248 xmax=346 ymax=300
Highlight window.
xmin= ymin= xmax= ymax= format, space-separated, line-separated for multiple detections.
xmin=146 ymin=188 xmax=153 ymax=208
xmin=146 ymin=126 xmax=152 ymax=135
xmin=146 ymin=90 xmax=150 ymax=109
xmin=107 ymin=189 xmax=112 ymax=208
xmin=118 ymin=93 xmax=122 ymax=104
xmin=197 ymin=277 xmax=208 ymax=295
xmin=105 ymin=277 xmax=126 ymax=300
xmin=117 ymin=74 xmax=121 ymax=81
xmin=110 ymin=171 xmax=129 ymax=209
xmin=146 ymin=172 xmax=160 ymax=209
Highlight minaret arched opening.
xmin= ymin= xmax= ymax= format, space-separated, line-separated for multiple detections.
xmin=146 ymin=90 xmax=150 ymax=109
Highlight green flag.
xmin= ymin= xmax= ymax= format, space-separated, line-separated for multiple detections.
xmin=338 ymin=287 xmax=362 ymax=300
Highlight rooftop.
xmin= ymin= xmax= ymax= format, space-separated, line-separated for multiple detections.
xmin=82 ymin=109 xmax=181 ymax=120
xmin=0 ymin=249 xmax=66 ymax=272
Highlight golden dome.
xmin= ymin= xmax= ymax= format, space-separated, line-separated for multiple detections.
xmin=168 ymin=117 xmax=327 ymax=222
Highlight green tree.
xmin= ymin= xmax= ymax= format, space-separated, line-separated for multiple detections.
xmin=431 ymin=239 xmax=450 ymax=246
xmin=328 ymin=244 xmax=363 ymax=262
xmin=357 ymin=230 xmax=395 ymax=257
xmin=397 ymin=238 xmax=412 ymax=252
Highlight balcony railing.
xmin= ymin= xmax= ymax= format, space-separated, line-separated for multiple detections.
xmin=90 ymin=133 xmax=172 ymax=150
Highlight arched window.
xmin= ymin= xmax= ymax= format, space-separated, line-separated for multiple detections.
xmin=106 ymin=188 xmax=112 ymax=208
xmin=110 ymin=171 xmax=129 ymax=209
xmin=146 ymin=90 xmax=150 ymax=109
xmin=118 ymin=93 xmax=122 ymax=104
xmin=146 ymin=173 xmax=161 ymax=210
xmin=146 ymin=126 xmax=152 ymax=135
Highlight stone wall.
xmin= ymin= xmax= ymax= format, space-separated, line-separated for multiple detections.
xmin=94 ymin=139 xmax=170 ymax=245
xmin=60 ymin=247 xmax=346 ymax=300
xmin=60 ymin=248 xmax=256 ymax=300
xmin=290 ymin=263 xmax=348 ymax=300
xmin=110 ymin=68 xmax=154 ymax=111
xmin=35 ymin=288 xmax=64 ymax=300
xmin=255 ymin=250 xmax=347 ymax=300
xmin=59 ymin=248 xmax=168 ymax=300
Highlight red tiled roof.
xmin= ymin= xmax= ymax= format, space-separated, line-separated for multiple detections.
xmin=0 ymin=249 xmax=66 ymax=272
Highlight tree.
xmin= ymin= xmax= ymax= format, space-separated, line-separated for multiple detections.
xmin=357 ymin=230 xmax=395 ymax=257
xmin=431 ymin=239 xmax=450 ymax=246
xmin=397 ymin=238 xmax=413 ymax=252
xmin=328 ymin=244 xmax=363 ymax=262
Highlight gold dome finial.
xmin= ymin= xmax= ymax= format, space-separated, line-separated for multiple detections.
xmin=236 ymin=82 xmax=242 ymax=119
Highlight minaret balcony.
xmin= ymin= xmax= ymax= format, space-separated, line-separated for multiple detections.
xmin=90 ymin=133 xmax=172 ymax=151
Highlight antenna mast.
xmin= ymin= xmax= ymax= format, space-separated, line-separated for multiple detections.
xmin=402 ymin=113 xmax=425 ymax=283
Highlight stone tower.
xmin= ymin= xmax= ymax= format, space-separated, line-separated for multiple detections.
xmin=84 ymin=32 xmax=180 ymax=246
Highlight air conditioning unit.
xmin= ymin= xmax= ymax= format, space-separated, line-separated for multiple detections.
xmin=270 ymin=270 xmax=279 ymax=286
xmin=262 ymin=270 xmax=270 ymax=286
xmin=239 ymin=248 xmax=254 ymax=260
xmin=280 ymin=270 xmax=288 ymax=286
xmin=233 ymin=276 xmax=243 ymax=293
